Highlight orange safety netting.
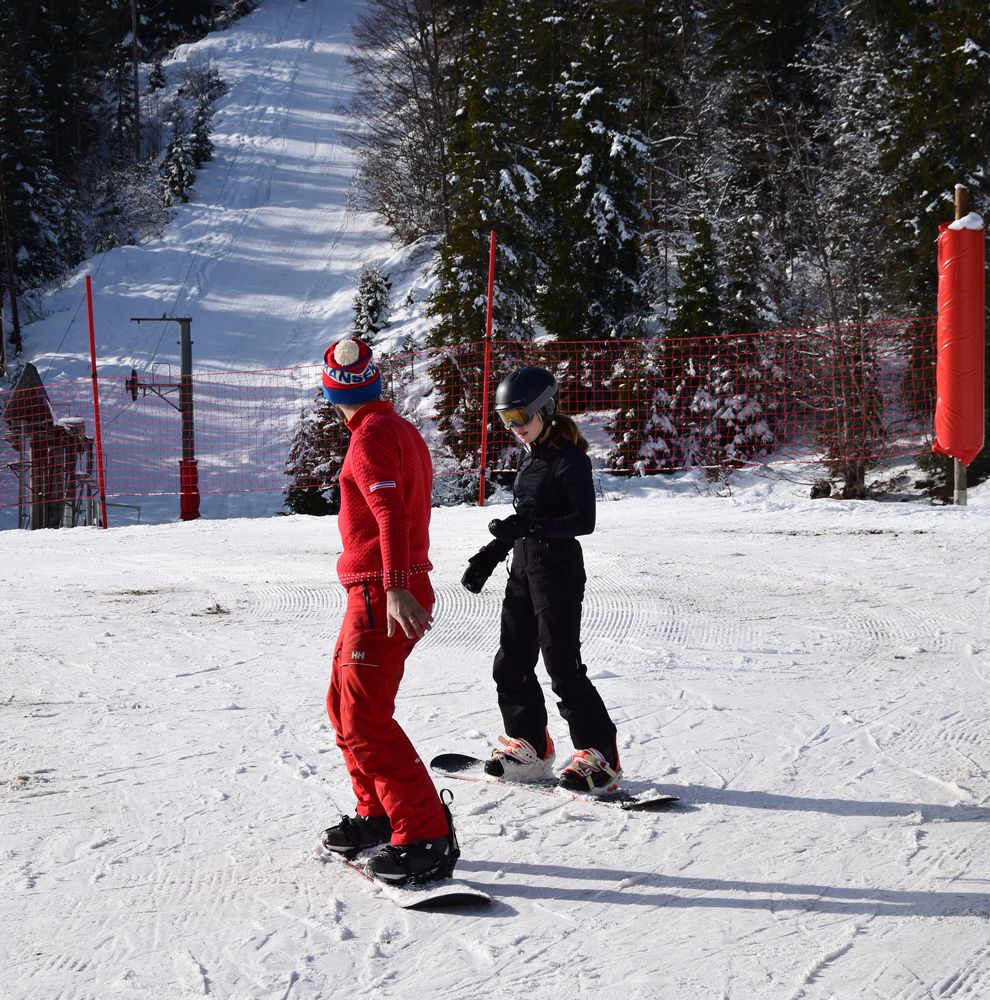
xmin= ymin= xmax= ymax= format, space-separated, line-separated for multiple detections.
xmin=0 ymin=317 xmax=936 ymax=525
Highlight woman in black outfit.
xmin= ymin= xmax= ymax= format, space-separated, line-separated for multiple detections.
xmin=461 ymin=367 xmax=620 ymax=794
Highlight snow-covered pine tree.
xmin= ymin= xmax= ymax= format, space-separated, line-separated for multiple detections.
xmin=878 ymin=1 xmax=990 ymax=312
xmin=216 ymin=0 xmax=258 ymax=29
xmin=149 ymin=61 xmax=166 ymax=92
xmin=353 ymin=263 xmax=392 ymax=341
xmin=702 ymin=205 xmax=777 ymax=469
xmin=606 ymin=339 xmax=673 ymax=474
xmin=429 ymin=0 xmax=547 ymax=348
xmin=537 ymin=1 xmax=645 ymax=345
xmin=161 ymin=128 xmax=196 ymax=205
xmin=136 ymin=1 xmax=233 ymax=53
xmin=0 ymin=65 xmax=81 ymax=290
xmin=613 ymin=0 xmax=682 ymax=313
xmin=283 ymin=395 xmax=350 ymax=516
xmin=0 ymin=0 xmax=246 ymax=304
xmin=702 ymin=0 xmax=821 ymax=327
xmin=188 ymin=98 xmax=214 ymax=168
xmin=691 ymin=334 xmax=776 ymax=471
xmin=428 ymin=0 xmax=549 ymax=482
xmin=661 ymin=215 xmax=723 ymax=468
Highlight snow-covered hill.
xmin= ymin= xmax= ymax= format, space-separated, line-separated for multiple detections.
xmin=22 ymin=0 xmax=416 ymax=385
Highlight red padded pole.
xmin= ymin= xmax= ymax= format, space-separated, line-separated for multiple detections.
xmin=932 ymin=209 xmax=985 ymax=468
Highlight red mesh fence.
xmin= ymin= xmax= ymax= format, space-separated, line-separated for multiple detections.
xmin=0 ymin=317 xmax=936 ymax=525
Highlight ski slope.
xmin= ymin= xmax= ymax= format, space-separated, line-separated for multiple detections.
xmin=14 ymin=0 xmax=435 ymax=528
xmin=24 ymin=0 xmax=403 ymax=384
xmin=3 ymin=482 xmax=990 ymax=999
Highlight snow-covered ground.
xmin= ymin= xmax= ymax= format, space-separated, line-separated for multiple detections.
xmin=4 ymin=481 xmax=990 ymax=1000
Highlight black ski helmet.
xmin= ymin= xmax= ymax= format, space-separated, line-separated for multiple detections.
xmin=495 ymin=366 xmax=559 ymax=427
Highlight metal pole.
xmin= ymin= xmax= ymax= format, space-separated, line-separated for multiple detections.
xmin=130 ymin=314 xmax=199 ymax=520
xmin=85 ymin=276 xmax=110 ymax=528
xmin=177 ymin=318 xmax=200 ymax=520
xmin=954 ymin=184 xmax=969 ymax=506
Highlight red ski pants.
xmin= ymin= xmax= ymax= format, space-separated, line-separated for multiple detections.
xmin=326 ymin=576 xmax=446 ymax=845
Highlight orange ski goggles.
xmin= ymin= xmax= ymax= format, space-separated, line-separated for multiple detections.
xmin=496 ymin=406 xmax=536 ymax=428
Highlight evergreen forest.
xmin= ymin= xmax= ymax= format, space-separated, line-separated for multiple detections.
xmin=348 ymin=0 xmax=989 ymax=340
xmin=346 ymin=0 xmax=989 ymax=488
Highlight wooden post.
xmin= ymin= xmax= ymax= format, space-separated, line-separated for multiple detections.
xmin=954 ymin=184 xmax=969 ymax=506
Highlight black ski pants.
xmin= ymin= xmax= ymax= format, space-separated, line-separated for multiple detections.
xmin=491 ymin=537 xmax=616 ymax=760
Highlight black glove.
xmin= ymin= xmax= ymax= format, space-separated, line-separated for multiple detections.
xmin=487 ymin=513 xmax=536 ymax=542
xmin=461 ymin=539 xmax=512 ymax=593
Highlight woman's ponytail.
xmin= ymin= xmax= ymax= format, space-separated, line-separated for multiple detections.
xmin=543 ymin=413 xmax=589 ymax=453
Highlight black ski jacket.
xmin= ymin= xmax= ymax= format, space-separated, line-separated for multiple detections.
xmin=513 ymin=439 xmax=596 ymax=538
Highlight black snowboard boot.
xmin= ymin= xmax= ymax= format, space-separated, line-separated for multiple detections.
xmin=365 ymin=790 xmax=459 ymax=885
xmin=320 ymin=813 xmax=392 ymax=854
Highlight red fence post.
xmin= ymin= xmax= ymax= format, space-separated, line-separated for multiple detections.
xmin=85 ymin=276 xmax=109 ymax=529
xmin=932 ymin=191 xmax=985 ymax=504
xmin=478 ymin=229 xmax=497 ymax=506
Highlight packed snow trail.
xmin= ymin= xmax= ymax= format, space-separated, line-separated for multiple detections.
xmin=3 ymin=488 xmax=990 ymax=999
xmin=16 ymin=0 xmax=414 ymax=527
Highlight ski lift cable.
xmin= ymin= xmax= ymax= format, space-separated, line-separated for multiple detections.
xmin=41 ymin=251 xmax=113 ymax=381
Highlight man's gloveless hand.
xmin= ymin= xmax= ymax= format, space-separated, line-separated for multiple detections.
xmin=386 ymin=588 xmax=434 ymax=639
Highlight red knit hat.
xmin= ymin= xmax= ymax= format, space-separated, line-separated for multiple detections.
xmin=321 ymin=338 xmax=382 ymax=404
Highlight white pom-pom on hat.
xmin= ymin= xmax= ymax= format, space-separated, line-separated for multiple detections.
xmin=334 ymin=339 xmax=361 ymax=366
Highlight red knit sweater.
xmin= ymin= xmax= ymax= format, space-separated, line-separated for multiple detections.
xmin=336 ymin=401 xmax=433 ymax=589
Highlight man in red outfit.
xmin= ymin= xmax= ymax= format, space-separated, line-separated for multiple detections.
xmin=318 ymin=337 xmax=457 ymax=885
